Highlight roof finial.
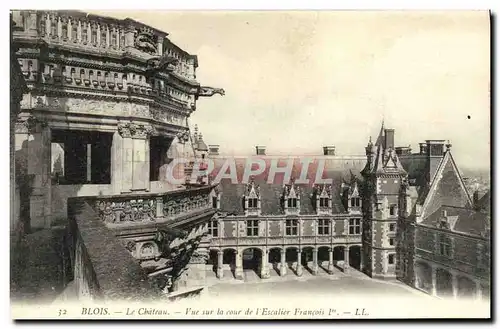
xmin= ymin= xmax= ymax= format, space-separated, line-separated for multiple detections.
xmin=446 ymin=140 xmax=452 ymax=150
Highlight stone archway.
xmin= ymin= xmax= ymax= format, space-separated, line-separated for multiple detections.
xmin=348 ymin=245 xmax=362 ymax=270
xmin=317 ymin=246 xmax=330 ymax=272
xmin=222 ymin=248 xmax=236 ymax=278
xmin=242 ymin=247 xmax=263 ymax=275
xmin=285 ymin=247 xmax=299 ymax=274
xmin=457 ymin=275 xmax=476 ymax=300
xmin=414 ymin=261 xmax=432 ymax=293
xmin=268 ymin=247 xmax=282 ymax=275
xmin=208 ymin=249 xmax=218 ymax=273
xmin=301 ymin=246 xmax=314 ymax=272
xmin=436 ymin=268 xmax=453 ymax=298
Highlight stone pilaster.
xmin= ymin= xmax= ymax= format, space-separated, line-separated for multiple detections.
xmin=431 ymin=264 xmax=437 ymax=296
xmin=280 ymin=249 xmax=287 ymax=276
xmin=328 ymin=247 xmax=334 ymax=274
xmin=260 ymin=248 xmax=270 ymax=279
xmin=216 ymin=250 xmax=224 ymax=279
xmin=117 ymin=122 xmax=153 ymax=193
xmin=25 ymin=119 xmax=52 ymax=229
xmin=343 ymin=246 xmax=350 ymax=273
xmin=296 ymin=248 xmax=303 ymax=277
xmin=312 ymin=247 xmax=319 ymax=275
xmin=235 ymin=250 xmax=243 ymax=280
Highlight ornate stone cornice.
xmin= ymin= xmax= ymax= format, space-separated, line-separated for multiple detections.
xmin=118 ymin=121 xmax=155 ymax=139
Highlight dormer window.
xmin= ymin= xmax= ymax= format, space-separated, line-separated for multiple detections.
xmin=351 ymin=197 xmax=361 ymax=207
xmin=212 ymin=196 xmax=218 ymax=209
xmin=244 ymin=179 xmax=260 ymax=216
xmin=319 ymin=197 xmax=329 ymax=208
xmin=248 ymin=197 xmax=258 ymax=209
xmin=283 ymin=180 xmax=300 ymax=215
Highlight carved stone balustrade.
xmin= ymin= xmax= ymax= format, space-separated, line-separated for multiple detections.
xmin=81 ymin=184 xmax=216 ymax=227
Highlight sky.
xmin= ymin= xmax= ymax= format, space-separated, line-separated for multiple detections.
xmin=94 ymin=10 xmax=491 ymax=170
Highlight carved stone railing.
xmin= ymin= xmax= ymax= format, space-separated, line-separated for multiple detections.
xmin=81 ymin=185 xmax=216 ymax=227
xmin=66 ymin=198 xmax=164 ymax=301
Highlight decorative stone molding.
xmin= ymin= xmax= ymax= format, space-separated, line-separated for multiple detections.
xmin=117 ymin=121 xmax=155 ymax=139
xmin=175 ymin=130 xmax=190 ymax=144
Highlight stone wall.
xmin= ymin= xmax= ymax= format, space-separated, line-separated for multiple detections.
xmin=67 ymin=198 xmax=164 ymax=301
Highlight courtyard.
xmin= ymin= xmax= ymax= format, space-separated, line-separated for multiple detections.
xmin=206 ymin=267 xmax=430 ymax=300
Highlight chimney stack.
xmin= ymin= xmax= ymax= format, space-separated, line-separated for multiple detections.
xmin=323 ymin=146 xmax=336 ymax=156
xmin=208 ymin=145 xmax=220 ymax=156
xmin=255 ymin=146 xmax=266 ymax=156
xmin=384 ymin=129 xmax=395 ymax=150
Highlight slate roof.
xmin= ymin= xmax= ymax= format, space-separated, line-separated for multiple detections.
xmin=210 ymin=156 xmax=366 ymax=216
xmin=419 ymin=150 xmax=473 ymax=219
xmin=421 ymin=205 xmax=489 ymax=237
xmin=477 ymin=190 xmax=491 ymax=214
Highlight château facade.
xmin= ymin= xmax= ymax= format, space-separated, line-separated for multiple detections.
xmin=11 ymin=10 xmax=224 ymax=299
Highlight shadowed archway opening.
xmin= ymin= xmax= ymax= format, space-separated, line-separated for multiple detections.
xmin=318 ymin=246 xmax=330 ymax=272
xmin=348 ymin=245 xmax=362 ymax=270
xmin=414 ymin=261 xmax=433 ymax=293
xmin=242 ymin=248 xmax=262 ymax=275
xmin=436 ymin=268 xmax=453 ymax=298
xmin=457 ymin=275 xmax=476 ymax=300
xmin=222 ymin=249 xmax=236 ymax=277
xmin=208 ymin=249 xmax=218 ymax=273
xmin=268 ymin=247 xmax=282 ymax=274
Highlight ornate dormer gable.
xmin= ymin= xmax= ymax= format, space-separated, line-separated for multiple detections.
xmin=243 ymin=178 xmax=261 ymax=216
xmin=436 ymin=209 xmax=458 ymax=230
xmin=312 ymin=184 xmax=332 ymax=215
xmin=282 ymin=178 xmax=300 ymax=215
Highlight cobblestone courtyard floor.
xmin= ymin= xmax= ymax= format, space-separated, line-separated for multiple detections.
xmin=206 ymin=268 xmax=430 ymax=300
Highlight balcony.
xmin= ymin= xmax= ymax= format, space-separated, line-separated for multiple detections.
xmin=79 ymin=184 xmax=217 ymax=230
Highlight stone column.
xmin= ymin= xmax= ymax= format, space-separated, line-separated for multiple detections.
xmin=475 ymin=281 xmax=482 ymax=301
xmin=451 ymin=272 xmax=458 ymax=299
xmin=280 ymin=249 xmax=287 ymax=276
xmin=260 ymin=248 xmax=270 ymax=279
xmin=235 ymin=250 xmax=243 ymax=280
xmin=312 ymin=247 xmax=319 ymax=275
xmin=111 ymin=131 xmax=123 ymax=194
xmin=328 ymin=247 xmax=334 ymax=274
xmin=26 ymin=120 xmax=52 ymax=229
xmin=296 ymin=248 xmax=303 ymax=277
xmin=117 ymin=122 xmax=152 ymax=193
xmin=431 ymin=265 xmax=437 ymax=296
xmin=216 ymin=250 xmax=223 ymax=279
xmin=343 ymin=246 xmax=350 ymax=273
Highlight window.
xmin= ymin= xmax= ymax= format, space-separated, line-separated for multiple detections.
xmin=350 ymin=197 xmax=361 ymax=207
xmin=212 ymin=196 xmax=218 ymax=209
xmin=248 ymin=197 xmax=258 ymax=209
xmin=287 ymin=198 xmax=297 ymax=208
xmin=388 ymin=254 xmax=395 ymax=265
xmin=246 ymin=220 xmax=259 ymax=236
xmin=319 ymin=197 xmax=329 ymax=208
xmin=389 ymin=238 xmax=395 ymax=246
xmin=317 ymin=219 xmax=330 ymax=235
xmin=389 ymin=223 xmax=396 ymax=232
xmin=285 ymin=219 xmax=298 ymax=236
xmin=390 ymin=205 xmax=397 ymax=216
xmin=349 ymin=218 xmax=361 ymax=235
xmin=208 ymin=220 xmax=219 ymax=237
xmin=438 ymin=234 xmax=452 ymax=258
